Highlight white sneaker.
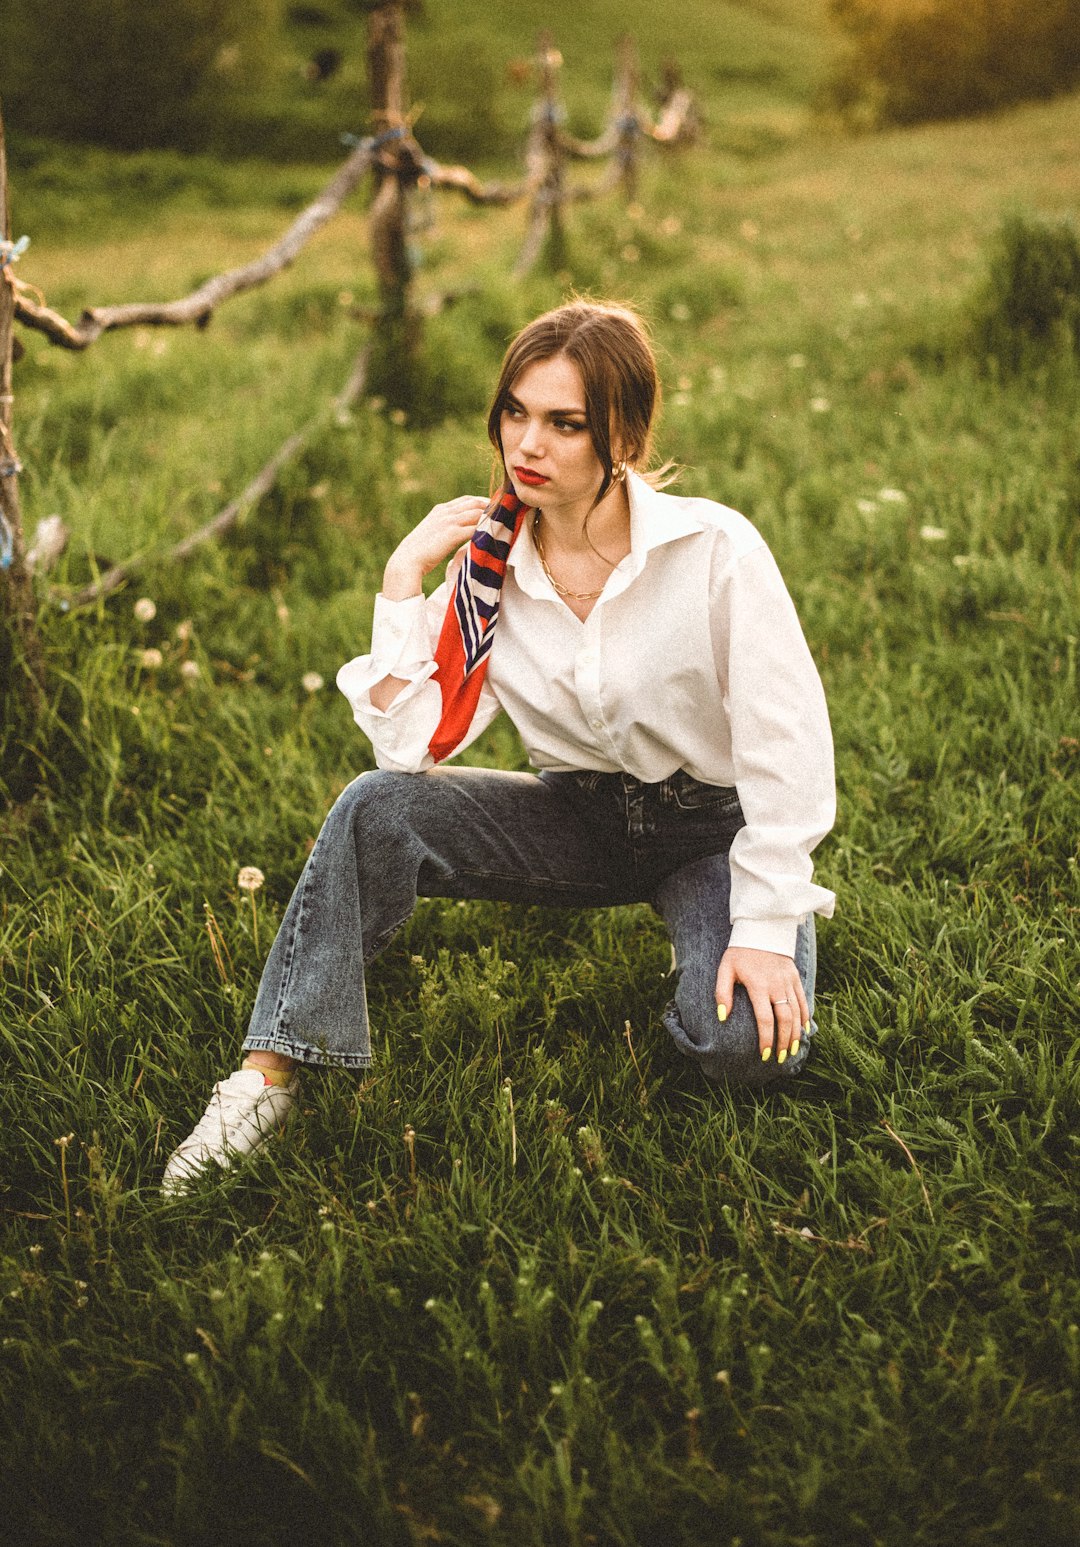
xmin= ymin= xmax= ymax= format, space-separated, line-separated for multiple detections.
xmin=162 ymin=1068 xmax=299 ymax=1194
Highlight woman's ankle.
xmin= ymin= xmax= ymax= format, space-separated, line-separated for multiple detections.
xmin=242 ymin=1050 xmax=298 ymax=1076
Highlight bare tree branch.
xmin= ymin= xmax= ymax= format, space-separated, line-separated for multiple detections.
xmin=650 ymin=87 xmax=698 ymax=144
xmin=417 ymin=153 xmax=534 ymax=207
xmin=62 ymin=341 xmax=371 ymax=608
xmin=14 ymin=136 xmax=385 ymax=350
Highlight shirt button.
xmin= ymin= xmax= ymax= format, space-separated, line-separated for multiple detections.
xmin=591 ymin=719 xmax=603 ymax=731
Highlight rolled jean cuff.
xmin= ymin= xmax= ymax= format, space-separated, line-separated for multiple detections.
xmin=241 ymin=1034 xmax=373 ymax=1070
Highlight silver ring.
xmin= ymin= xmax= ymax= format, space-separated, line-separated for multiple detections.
xmin=775 ymin=998 xmax=790 ymax=1005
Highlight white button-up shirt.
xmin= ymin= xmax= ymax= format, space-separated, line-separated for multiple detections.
xmin=337 ymin=471 xmax=836 ymax=956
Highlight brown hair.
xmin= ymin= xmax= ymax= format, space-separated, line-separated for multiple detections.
xmin=486 ymin=300 xmax=664 ymax=506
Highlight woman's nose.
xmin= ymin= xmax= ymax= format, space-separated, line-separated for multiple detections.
xmin=517 ymin=419 xmax=544 ymax=457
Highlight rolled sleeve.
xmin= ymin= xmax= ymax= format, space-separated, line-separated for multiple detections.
xmin=336 ymin=589 xmax=502 ymax=771
xmin=719 ymin=546 xmax=836 ymax=956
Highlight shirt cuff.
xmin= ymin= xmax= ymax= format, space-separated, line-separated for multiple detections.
xmin=728 ymin=917 xmax=800 ymax=958
xmin=370 ymin=591 xmax=432 ymax=673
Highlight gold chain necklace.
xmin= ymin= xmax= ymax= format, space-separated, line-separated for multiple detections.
xmin=532 ymin=510 xmax=607 ymax=601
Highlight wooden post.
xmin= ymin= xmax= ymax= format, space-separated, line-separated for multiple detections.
xmin=613 ymin=35 xmax=642 ymax=202
xmin=366 ymin=0 xmax=420 ymax=406
xmin=0 ymin=98 xmax=44 ymax=722
xmin=516 ymin=34 xmax=567 ymax=276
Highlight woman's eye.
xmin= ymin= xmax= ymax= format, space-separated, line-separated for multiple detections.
xmin=504 ymin=404 xmax=524 ymax=418
xmin=555 ymin=420 xmax=586 ymax=433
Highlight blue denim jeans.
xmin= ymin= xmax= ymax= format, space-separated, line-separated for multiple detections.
xmin=242 ymin=766 xmax=817 ymax=1088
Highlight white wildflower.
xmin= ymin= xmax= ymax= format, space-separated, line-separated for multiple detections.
xmin=139 ymin=647 xmax=164 ymax=670
xmin=133 ymin=597 xmax=156 ymax=623
xmin=237 ymin=867 xmax=265 ymax=893
xmin=179 ymin=660 xmax=200 ymax=681
xmin=301 ymin=671 xmax=324 ymax=694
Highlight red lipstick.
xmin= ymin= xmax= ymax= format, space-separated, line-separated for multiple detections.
xmin=514 ymin=466 xmax=549 ymax=487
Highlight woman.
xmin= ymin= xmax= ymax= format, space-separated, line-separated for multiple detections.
xmin=163 ymin=300 xmax=835 ymax=1192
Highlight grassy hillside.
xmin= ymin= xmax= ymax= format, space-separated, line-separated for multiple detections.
xmin=2 ymin=39 xmax=1079 ymax=1546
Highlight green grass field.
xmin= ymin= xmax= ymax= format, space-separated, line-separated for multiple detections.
xmin=2 ymin=5 xmax=1080 ymax=1541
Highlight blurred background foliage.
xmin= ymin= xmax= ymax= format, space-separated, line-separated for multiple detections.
xmin=0 ymin=0 xmax=828 ymax=164
xmin=4 ymin=0 xmax=1080 ymax=163
xmin=826 ymin=0 xmax=1080 ymax=127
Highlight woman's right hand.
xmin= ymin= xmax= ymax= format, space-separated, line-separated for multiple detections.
xmin=382 ymin=495 xmax=490 ymax=600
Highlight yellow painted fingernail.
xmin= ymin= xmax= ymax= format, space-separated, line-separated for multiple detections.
xmin=791 ymin=1038 xmax=801 ymax=1057
xmin=717 ymin=1003 xmax=727 ymax=1022
xmin=777 ymin=1048 xmax=788 ymax=1065
xmin=804 ymin=1020 xmax=811 ymax=1034
xmin=760 ymin=1046 xmax=771 ymax=1062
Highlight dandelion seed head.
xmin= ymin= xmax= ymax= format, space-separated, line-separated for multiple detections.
xmin=810 ymin=397 xmax=831 ymax=414
xmin=389 ymin=408 xmax=407 ymax=426
xmin=301 ymin=671 xmax=325 ymax=694
xmin=237 ymin=866 xmax=265 ymax=892
xmin=920 ymin=525 xmax=948 ymax=542
xmin=856 ymin=499 xmax=878 ymax=515
xmin=621 ymin=244 xmax=641 ymax=263
xmin=669 ymin=302 xmax=691 ymax=322
xmin=140 ymin=648 xmax=164 ymax=670
xmin=175 ymin=619 xmax=193 ymax=642
xmin=180 ymin=660 xmax=200 ymax=681
xmin=788 ymin=353 xmax=807 ymax=369
xmin=133 ymin=597 xmax=157 ymax=622
xmin=878 ymin=487 xmax=908 ymax=503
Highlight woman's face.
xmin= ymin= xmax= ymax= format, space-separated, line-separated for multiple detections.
xmin=500 ymin=354 xmax=606 ymax=514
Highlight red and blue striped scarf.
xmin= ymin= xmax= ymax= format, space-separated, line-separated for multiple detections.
xmin=428 ymin=485 xmax=528 ymax=763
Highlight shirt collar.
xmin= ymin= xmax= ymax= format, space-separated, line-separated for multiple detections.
xmin=506 ymin=470 xmax=705 ymax=603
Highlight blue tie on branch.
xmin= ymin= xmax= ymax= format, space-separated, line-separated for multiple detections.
xmin=0 ymin=235 xmax=30 ymax=268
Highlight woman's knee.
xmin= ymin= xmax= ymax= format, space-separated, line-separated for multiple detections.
xmin=664 ymin=982 xmax=774 ymax=1088
xmin=327 ymin=768 xmax=412 ymax=838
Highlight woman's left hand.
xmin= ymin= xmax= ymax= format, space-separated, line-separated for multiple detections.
xmin=715 ymin=947 xmax=809 ymax=1065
